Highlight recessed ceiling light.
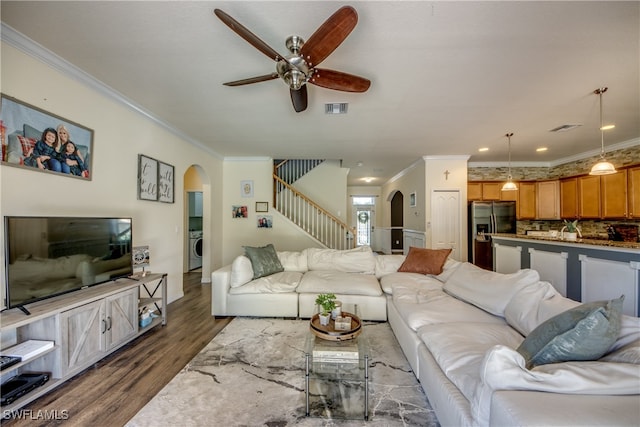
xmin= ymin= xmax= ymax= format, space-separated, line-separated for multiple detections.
xmin=362 ymin=177 xmax=375 ymax=183
xmin=356 ymin=161 xmax=364 ymax=167
xmin=478 ymin=147 xmax=489 ymax=152
xmin=536 ymin=147 xmax=548 ymax=152
xmin=600 ymin=124 xmax=615 ymax=130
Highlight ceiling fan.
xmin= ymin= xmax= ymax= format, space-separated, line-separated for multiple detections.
xmin=214 ymin=6 xmax=371 ymax=113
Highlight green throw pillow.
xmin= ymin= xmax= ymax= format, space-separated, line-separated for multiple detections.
xmin=517 ymin=296 xmax=624 ymax=369
xmin=243 ymin=244 xmax=284 ymax=279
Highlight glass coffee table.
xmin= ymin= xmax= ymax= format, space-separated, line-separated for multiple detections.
xmin=304 ymin=319 xmax=370 ymax=420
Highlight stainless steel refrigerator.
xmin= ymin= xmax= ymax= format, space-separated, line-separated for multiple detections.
xmin=468 ymin=201 xmax=516 ymax=266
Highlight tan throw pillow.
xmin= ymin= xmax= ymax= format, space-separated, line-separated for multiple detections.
xmin=397 ymin=247 xmax=452 ymax=275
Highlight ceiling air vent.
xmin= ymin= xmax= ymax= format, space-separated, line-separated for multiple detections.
xmin=325 ymin=103 xmax=348 ymax=114
xmin=549 ymin=124 xmax=582 ymax=132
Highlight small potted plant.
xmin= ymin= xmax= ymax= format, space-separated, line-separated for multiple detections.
xmin=315 ymin=293 xmax=336 ymax=326
xmin=562 ymin=219 xmax=580 ymax=241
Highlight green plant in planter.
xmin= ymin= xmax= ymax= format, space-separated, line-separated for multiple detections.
xmin=315 ymin=293 xmax=337 ymax=316
xmin=564 ymin=219 xmax=579 ymax=232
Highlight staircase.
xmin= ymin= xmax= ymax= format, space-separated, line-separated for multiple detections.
xmin=273 ymin=160 xmax=356 ymax=250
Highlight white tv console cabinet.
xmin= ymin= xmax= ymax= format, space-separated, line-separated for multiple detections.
xmin=0 ymin=273 xmax=167 ymax=413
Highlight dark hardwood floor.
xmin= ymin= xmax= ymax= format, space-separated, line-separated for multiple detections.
xmin=2 ymin=272 xmax=232 ymax=427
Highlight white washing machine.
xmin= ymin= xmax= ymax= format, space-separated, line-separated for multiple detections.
xmin=189 ymin=230 xmax=203 ymax=270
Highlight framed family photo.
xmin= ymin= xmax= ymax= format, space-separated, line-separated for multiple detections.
xmin=1 ymin=94 xmax=94 ymax=180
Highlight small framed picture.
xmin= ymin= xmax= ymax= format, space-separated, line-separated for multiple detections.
xmin=256 ymin=201 xmax=269 ymax=213
xmin=232 ymin=205 xmax=248 ymax=218
xmin=257 ymin=215 xmax=273 ymax=228
xmin=241 ymin=180 xmax=253 ymax=198
xmin=158 ymin=161 xmax=174 ymax=203
xmin=138 ymin=154 xmax=158 ymax=201
xmin=409 ymin=192 xmax=417 ymax=207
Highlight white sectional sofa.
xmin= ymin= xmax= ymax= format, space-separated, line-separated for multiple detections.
xmin=211 ymin=245 xmax=388 ymax=320
xmin=212 ymin=245 xmax=640 ymax=426
xmin=385 ymin=260 xmax=640 ymax=427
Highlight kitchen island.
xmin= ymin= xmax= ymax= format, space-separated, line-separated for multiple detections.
xmin=491 ymin=233 xmax=640 ymax=316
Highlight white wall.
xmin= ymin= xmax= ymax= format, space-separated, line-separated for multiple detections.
xmin=295 ymin=160 xmax=348 ymax=220
xmin=381 ymin=160 xmax=426 ymax=231
xmin=0 ymin=43 xmax=223 ymax=307
xmin=220 ymin=158 xmax=322 ymax=265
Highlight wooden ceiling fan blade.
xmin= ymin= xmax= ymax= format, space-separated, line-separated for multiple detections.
xmin=223 ymin=73 xmax=279 ymax=86
xmin=214 ymin=9 xmax=285 ymax=61
xmin=290 ymin=86 xmax=308 ymax=112
xmin=300 ymin=6 xmax=358 ymax=67
xmin=309 ymin=68 xmax=370 ymax=92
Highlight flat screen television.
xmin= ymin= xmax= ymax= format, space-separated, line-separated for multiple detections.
xmin=4 ymin=216 xmax=133 ymax=313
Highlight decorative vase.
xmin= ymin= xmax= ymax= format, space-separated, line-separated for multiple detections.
xmin=331 ymin=300 xmax=342 ymax=319
xmin=319 ymin=313 xmax=330 ymax=326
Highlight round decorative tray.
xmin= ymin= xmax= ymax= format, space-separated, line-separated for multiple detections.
xmin=309 ymin=311 xmax=362 ymax=341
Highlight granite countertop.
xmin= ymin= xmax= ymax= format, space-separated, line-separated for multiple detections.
xmin=491 ymin=233 xmax=640 ymax=250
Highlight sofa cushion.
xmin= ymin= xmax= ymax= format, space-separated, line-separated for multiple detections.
xmin=443 ymin=262 xmax=540 ymax=316
xmin=374 ymin=254 xmax=406 ymax=279
xmin=474 ymin=344 xmax=640 ymax=427
xmin=600 ymin=339 xmax=640 ymax=364
xmin=393 ymin=284 xmax=506 ymax=331
xmin=243 ymin=244 xmax=284 ymax=279
xmin=517 ymin=296 xmax=624 ymax=368
xmin=277 ymin=250 xmax=308 ymax=272
xmin=379 ymin=271 xmax=439 ymax=294
xmin=228 ymin=271 xmax=303 ymax=294
xmin=17 ymin=135 xmax=36 ymax=156
xmin=230 ymin=255 xmax=254 ymax=288
xmin=398 ymin=247 xmax=452 ymax=275
xmin=23 ymin=123 xmax=41 ymax=140
xmin=431 ymin=258 xmax=463 ymax=283
xmin=296 ymin=270 xmax=382 ymax=296
xmin=306 ymin=246 xmax=375 ymax=274
xmin=504 ymin=280 xmax=561 ymax=336
xmin=418 ymin=322 xmax=524 ymax=409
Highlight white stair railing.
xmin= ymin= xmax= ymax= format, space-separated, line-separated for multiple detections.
xmin=273 ymin=175 xmax=355 ymax=250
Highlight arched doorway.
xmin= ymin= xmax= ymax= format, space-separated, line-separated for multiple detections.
xmin=390 ymin=191 xmax=404 ymax=254
xmin=184 ymin=165 xmax=211 ymax=285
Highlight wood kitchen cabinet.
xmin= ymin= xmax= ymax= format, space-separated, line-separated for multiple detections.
xmin=578 ymin=175 xmax=601 ymax=219
xmin=629 ymin=166 xmax=640 ymax=219
xmin=481 ymin=182 xmax=502 ymax=200
xmin=517 ymin=182 xmax=536 ymax=219
xmin=602 ymin=170 xmax=627 ymax=218
xmin=560 ymin=178 xmax=578 ymax=219
xmin=468 ymin=182 xmax=482 ymax=201
xmin=468 ymin=182 xmax=517 ymax=201
xmin=536 ymin=180 xmax=560 ymax=219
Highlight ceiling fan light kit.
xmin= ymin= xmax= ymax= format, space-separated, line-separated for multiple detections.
xmin=589 ymin=87 xmax=617 ymax=176
xmin=502 ymin=132 xmax=518 ymax=191
xmin=214 ymin=6 xmax=370 ymax=113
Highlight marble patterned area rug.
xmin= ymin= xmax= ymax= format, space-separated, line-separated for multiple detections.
xmin=126 ymin=317 xmax=439 ymax=427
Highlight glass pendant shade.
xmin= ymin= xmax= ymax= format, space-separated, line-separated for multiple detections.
xmin=589 ymin=87 xmax=617 ymax=176
xmin=502 ymin=179 xmax=518 ymax=191
xmin=589 ymin=159 xmax=617 ymax=175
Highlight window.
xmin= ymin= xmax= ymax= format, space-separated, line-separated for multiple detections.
xmin=352 ymin=196 xmax=375 ymax=205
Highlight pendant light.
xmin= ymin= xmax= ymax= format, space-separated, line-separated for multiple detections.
xmin=501 ymin=132 xmax=517 ymax=191
xmin=589 ymin=87 xmax=617 ymax=175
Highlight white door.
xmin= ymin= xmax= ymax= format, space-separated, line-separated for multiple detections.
xmin=353 ymin=206 xmax=375 ymax=247
xmin=431 ymin=190 xmax=461 ymax=260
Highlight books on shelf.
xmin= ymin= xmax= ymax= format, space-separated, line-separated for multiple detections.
xmin=1 ymin=340 xmax=54 ymax=361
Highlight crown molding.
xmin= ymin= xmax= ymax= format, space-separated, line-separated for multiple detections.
xmin=469 ymin=138 xmax=639 ymax=168
xmin=1 ymin=23 xmax=222 ymax=160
